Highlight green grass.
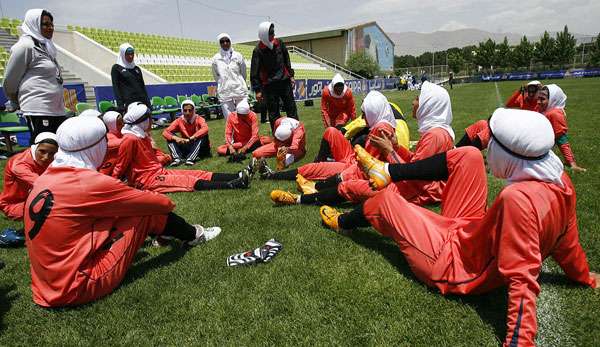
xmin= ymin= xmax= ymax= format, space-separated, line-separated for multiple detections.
xmin=1 ymin=79 xmax=599 ymax=345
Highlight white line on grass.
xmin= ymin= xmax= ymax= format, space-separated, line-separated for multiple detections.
xmin=494 ymin=83 xmax=573 ymax=346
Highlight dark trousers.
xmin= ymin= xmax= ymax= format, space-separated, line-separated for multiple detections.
xmin=25 ymin=115 xmax=67 ymax=145
xmin=264 ymin=80 xmax=298 ymax=130
xmin=167 ymin=136 xmax=210 ymax=162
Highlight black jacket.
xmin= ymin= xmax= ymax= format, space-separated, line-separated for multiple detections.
xmin=250 ymin=38 xmax=294 ymax=92
xmin=111 ymin=64 xmax=151 ymax=110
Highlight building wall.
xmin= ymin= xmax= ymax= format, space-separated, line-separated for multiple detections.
xmin=348 ymin=24 xmax=394 ymax=71
xmin=286 ymin=36 xmax=347 ymax=67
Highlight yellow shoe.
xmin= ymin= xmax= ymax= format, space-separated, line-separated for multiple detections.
xmin=320 ymin=205 xmax=342 ymax=232
xmin=270 ymin=190 xmax=299 ymax=205
xmin=276 ymin=149 xmax=286 ymax=171
xmin=354 ymin=145 xmax=391 ymax=190
xmin=296 ymin=174 xmax=318 ymax=194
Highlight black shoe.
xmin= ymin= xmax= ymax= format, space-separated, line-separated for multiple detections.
xmin=258 ymin=158 xmax=274 ymax=179
xmin=246 ymin=157 xmax=258 ymax=178
xmin=228 ymin=169 xmax=250 ymax=189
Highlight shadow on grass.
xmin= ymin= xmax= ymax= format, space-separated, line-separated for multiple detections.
xmin=0 ymin=283 xmax=19 ymax=333
xmin=120 ymin=244 xmax=188 ymax=287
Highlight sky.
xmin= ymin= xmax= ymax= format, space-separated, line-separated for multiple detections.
xmin=2 ymin=0 xmax=599 ymax=43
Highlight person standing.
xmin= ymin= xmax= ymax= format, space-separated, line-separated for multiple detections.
xmin=250 ymin=22 xmax=297 ymax=130
xmin=212 ymin=33 xmax=248 ymax=120
xmin=111 ymin=43 xmax=151 ymax=111
xmin=3 ymin=9 xmax=66 ymax=143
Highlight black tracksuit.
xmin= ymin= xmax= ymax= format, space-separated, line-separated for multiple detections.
xmin=111 ymin=64 xmax=151 ymax=112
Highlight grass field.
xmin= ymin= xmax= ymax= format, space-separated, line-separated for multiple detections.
xmin=1 ymin=78 xmax=599 ymax=346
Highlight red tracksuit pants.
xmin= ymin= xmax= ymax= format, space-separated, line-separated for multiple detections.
xmin=143 ymin=169 xmax=213 ymax=193
xmin=298 ymin=127 xmax=355 ymax=180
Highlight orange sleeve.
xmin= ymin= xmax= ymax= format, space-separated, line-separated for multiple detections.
xmin=191 ymin=116 xmax=209 ymax=139
xmin=321 ymin=89 xmax=331 ymax=128
xmin=505 ymin=89 xmax=524 ymax=109
xmin=347 ymin=90 xmax=356 ymax=120
xmin=12 ymin=161 xmax=41 ymax=187
xmin=289 ymin=123 xmax=305 ymax=153
xmin=497 ymin=191 xmax=541 ymax=347
xmin=162 ymin=118 xmax=179 ymax=141
xmin=246 ymin=112 xmax=259 ymax=147
xmin=112 ymin=137 xmax=134 ymax=180
xmin=224 ymin=116 xmax=234 ymax=144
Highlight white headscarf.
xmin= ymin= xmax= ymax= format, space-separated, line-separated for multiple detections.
xmin=217 ymin=33 xmax=233 ymax=63
xmin=487 ymin=108 xmax=564 ymax=187
xmin=51 ymin=117 xmax=108 ymax=170
xmin=258 ymin=21 xmax=274 ymax=49
xmin=180 ymin=100 xmax=197 ymax=124
xmin=274 ymin=117 xmax=300 ymax=141
xmin=527 ymin=80 xmax=542 ymax=87
xmin=236 ymin=99 xmax=250 ymax=115
xmin=79 ymin=109 xmax=101 ymax=118
xmin=102 ymin=111 xmax=122 ymax=135
xmin=546 ymin=84 xmax=567 ymax=110
xmin=416 ymin=81 xmax=455 ymax=140
xmin=117 ymin=43 xmax=136 ymax=69
xmin=361 ymin=91 xmax=396 ymax=129
xmin=30 ymin=132 xmax=58 ymax=162
xmin=22 ymin=9 xmax=57 ymax=58
xmin=328 ymin=74 xmax=348 ymax=99
xmin=121 ymin=102 xmax=150 ymax=138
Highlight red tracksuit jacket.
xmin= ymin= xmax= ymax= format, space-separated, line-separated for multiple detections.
xmin=321 ymin=87 xmax=356 ymax=127
xmin=224 ymin=111 xmax=259 ymax=147
xmin=162 ymin=116 xmax=209 ymax=141
xmin=506 ymin=90 xmax=539 ymax=111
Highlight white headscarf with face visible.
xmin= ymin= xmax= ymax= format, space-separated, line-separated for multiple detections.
xmin=51 ymin=117 xmax=108 ymax=170
xmin=121 ymin=102 xmax=150 ymax=138
xmin=274 ymin=117 xmax=300 ymax=141
xmin=217 ymin=33 xmax=233 ymax=63
xmin=328 ymin=74 xmax=348 ymax=99
xmin=180 ymin=100 xmax=197 ymax=124
xmin=361 ymin=91 xmax=396 ymax=129
xmin=487 ymin=108 xmax=564 ymax=187
xmin=30 ymin=132 xmax=58 ymax=162
xmin=546 ymin=84 xmax=567 ymax=110
xmin=102 ymin=111 xmax=122 ymax=135
xmin=22 ymin=9 xmax=57 ymax=58
xmin=117 ymin=43 xmax=136 ymax=69
xmin=258 ymin=21 xmax=274 ymax=49
xmin=416 ymin=81 xmax=455 ymax=140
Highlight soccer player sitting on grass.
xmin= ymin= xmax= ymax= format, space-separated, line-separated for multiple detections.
xmin=217 ymin=99 xmax=268 ymax=157
xmin=112 ymin=102 xmax=249 ymax=192
xmin=98 ymin=109 xmax=124 ymax=176
xmin=320 ymin=108 xmax=599 ymax=347
xmin=24 ymin=116 xmax=221 ymax=307
xmin=252 ymin=116 xmax=306 ymax=170
xmin=505 ymin=80 xmax=542 ymax=111
xmin=163 ymin=100 xmax=211 ymax=166
xmin=321 ymin=74 xmax=356 ymax=129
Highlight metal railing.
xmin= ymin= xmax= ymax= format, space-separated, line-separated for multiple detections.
xmin=288 ymin=45 xmax=366 ymax=80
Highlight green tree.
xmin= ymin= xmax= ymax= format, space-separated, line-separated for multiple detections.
xmin=589 ymin=33 xmax=600 ymax=66
xmin=346 ymin=51 xmax=380 ymax=79
xmin=511 ymin=36 xmax=534 ymax=69
xmin=554 ymin=25 xmax=577 ymax=67
xmin=474 ymin=39 xmax=496 ymax=69
xmin=495 ymin=37 xmax=511 ymax=68
xmin=535 ymin=31 xmax=556 ymax=67
xmin=447 ymin=52 xmax=465 ymax=73
xmin=394 ymin=55 xmax=418 ymax=68
xmin=417 ymin=52 xmax=433 ymax=66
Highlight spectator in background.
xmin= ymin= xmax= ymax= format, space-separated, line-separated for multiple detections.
xmin=212 ymin=33 xmax=248 ymax=120
xmin=111 ymin=43 xmax=151 ymax=112
xmin=163 ymin=100 xmax=211 ymax=166
xmin=250 ymin=22 xmax=297 ymax=130
xmin=320 ymin=74 xmax=356 ymax=129
xmin=3 ymin=9 xmax=66 ymax=143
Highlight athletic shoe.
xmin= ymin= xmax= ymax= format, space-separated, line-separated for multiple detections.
xmin=0 ymin=228 xmax=25 ymax=247
xmin=229 ymin=169 xmax=250 ymax=189
xmin=258 ymin=158 xmax=275 ymax=179
xmin=185 ymin=160 xmax=194 ymax=166
xmin=296 ymin=174 xmax=317 ymax=194
xmin=270 ymin=190 xmax=299 ymax=205
xmin=276 ymin=149 xmax=286 ymax=171
xmin=354 ymin=145 xmax=391 ymax=190
xmin=169 ymin=159 xmax=183 ymax=167
xmin=188 ymin=225 xmax=222 ymax=246
xmin=320 ymin=205 xmax=342 ymax=232
xmin=246 ymin=157 xmax=258 ymax=178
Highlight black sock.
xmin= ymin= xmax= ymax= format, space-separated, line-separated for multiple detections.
xmin=455 ymin=133 xmax=472 ymax=147
xmin=299 ymin=187 xmax=345 ymax=205
xmin=314 ymin=138 xmax=333 ymax=162
xmin=195 ymin=179 xmax=233 ymax=190
xmin=270 ymin=168 xmax=298 ymax=180
xmin=388 ymin=152 xmax=449 ymax=182
xmin=211 ymin=172 xmax=239 ymax=181
xmin=338 ymin=204 xmax=370 ymax=229
xmin=162 ymin=212 xmax=196 ymax=241
xmin=314 ymin=174 xmax=341 ymax=190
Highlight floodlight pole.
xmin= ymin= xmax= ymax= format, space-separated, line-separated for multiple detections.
xmin=175 ymin=0 xmax=184 ymax=37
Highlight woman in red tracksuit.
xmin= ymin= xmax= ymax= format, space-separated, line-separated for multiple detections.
xmin=217 ymin=99 xmax=266 ymax=156
xmin=24 ymin=116 xmax=221 ymax=307
xmin=252 ymin=116 xmax=306 ymax=169
xmin=321 ymin=74 xmax=356 ymax=129
xmin=112 ymin=102 xmax=249 ymax=192
xmin=320 ymin=109 xmax=598 ymax=347
xmin=262 ymin=91 xmax=398 ymax=184
xmin=0 ymin=132 xmax=58 ymax=220
xmin=269 ymin=82 xmax=455 ymax=207
xmin=162 ymin=100 xmax=211 ymax=166
xmin=98 ymin=110 xmax=124 ymax=176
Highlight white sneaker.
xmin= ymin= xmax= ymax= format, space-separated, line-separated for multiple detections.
xmin=187 ymin=225 xmax=222 ymax=246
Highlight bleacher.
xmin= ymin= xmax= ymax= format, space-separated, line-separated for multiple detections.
xmin=0 ymin=17 xmax=20 ymax=37
xmin=68 ymin=26 xmax=335 ymax=82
